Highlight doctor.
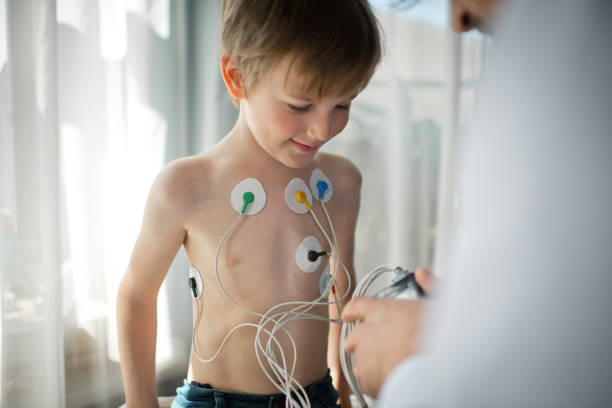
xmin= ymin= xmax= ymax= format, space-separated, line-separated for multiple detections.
xmin=342 ymin=0 xmax=612 ymax=406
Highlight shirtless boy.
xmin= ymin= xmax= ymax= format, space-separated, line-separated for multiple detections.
xmin=117 ymin=1 xmax=381 ymax=407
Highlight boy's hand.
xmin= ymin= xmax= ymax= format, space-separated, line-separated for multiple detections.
xmin=341 ymin=268 xmax=433 ymax=398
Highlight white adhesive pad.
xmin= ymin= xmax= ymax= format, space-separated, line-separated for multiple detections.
xmin=319 ymin=265 xmax=331 ymax=296
xmin=310 ymin=168 xmax=333 ymax=203
xmin=231 ymin=178 xmax=266 ymax=215
xmin=285 ymin=177 xmax=312 ymax=214
xmin=188 ymin=265 xmax=203 ymax=299
xmin=295 ymin=235 xmax=322 ymax=273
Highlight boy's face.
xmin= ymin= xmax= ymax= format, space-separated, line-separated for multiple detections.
xmin=242 ymin=57 xmax=356 ymax=169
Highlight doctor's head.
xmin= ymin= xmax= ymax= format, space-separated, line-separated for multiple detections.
xmin=449 ymin=0 xmax=503 ymax=33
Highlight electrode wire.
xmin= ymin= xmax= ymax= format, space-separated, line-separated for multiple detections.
xmin=190 ymin=195 xmax=352 ymax=408
xmin=254 ymin=203 xmax=350 ymax=406
xmin=254 ymin=206 xmax=339 ymax=403
xmin=256 ymin=204 xmax=354 ymax=384
xmin=255 ymin=258 xmax=353 ymax=375
xmin=339 ymin=265 xmax=397 ymax=408
xmin=192 ymin=212 xmax=297 ymax=368
xmin=191 ymin=299 xmax=289 ymax=365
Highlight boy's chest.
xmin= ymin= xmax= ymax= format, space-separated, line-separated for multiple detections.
xmin=184 ymin=183 xmax=336 ymax=298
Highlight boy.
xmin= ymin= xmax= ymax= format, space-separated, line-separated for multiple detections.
xmin=117 ymin=1 xmax=381 ymax=407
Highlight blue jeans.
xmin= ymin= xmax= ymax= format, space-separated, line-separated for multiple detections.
xmin=171 ymin=370 xmax=340 ymax=408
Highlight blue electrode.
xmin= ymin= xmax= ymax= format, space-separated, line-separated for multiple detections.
xmin=316 ymin=180 xmax=329 ymax=200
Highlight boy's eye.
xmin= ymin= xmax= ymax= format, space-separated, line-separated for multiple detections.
xmin=288 ymin=104 xmax=311 ymax=113
xmin=336 ymin=102 xmax=352 ymax=110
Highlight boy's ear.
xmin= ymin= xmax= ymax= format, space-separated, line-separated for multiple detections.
xmin=220 ymin=56 xmax=244 ymax=100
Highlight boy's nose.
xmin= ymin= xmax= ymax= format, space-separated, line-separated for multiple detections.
xmin=307 ymin=114 xmax=333 ymax=142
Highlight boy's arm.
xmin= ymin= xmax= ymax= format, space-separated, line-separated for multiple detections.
xmin=327 ymin=162 xmax=361 ymax=408
xmin=117 ymin=164 xmax=189 ymax=408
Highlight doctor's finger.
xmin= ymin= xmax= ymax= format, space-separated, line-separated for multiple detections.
xmin=341 ymin=297 xmax=378 ymax=322
xmin=343 ymin=323 xmax=367 ymax=352
xmin=415 ymin=267 xmax=434 ymax=294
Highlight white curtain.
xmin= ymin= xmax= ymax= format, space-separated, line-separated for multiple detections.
xmin=327 ymin=1 xmax=486 ymax=280
xmin=0 ymin=0 xmax=484 ymax=406
xmin=1 ymin=0 xmax=65 ymax=406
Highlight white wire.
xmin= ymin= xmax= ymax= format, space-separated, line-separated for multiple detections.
xmin=321 ymin=202 xmax=337 ymax=248
xmin=339 ymin=265 xmax=397 ymax=408
xmin=210 ymin=212 xmax=306 ymax=403
xmin=252 ymin=202 xmax=346 ymax=407
xmin=191 ymin=211 xmax=297 ymax=365
xmin=214 ymin=213 xmax=266 ymax=317
xmin=327 ymin=255 xmax=352 ymax=304
xmin=319 ymin=201 xmax=341 ymax=318
xmin=308 ymin=203 xmax=343 ymax=321
xmin=192 ymin=299 xmax=287 ymax=364
xmin=190 ymin=195 xmax=352 ymax=408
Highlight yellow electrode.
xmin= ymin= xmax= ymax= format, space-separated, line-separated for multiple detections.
xmin=295 ymin=191 xmax=312 ymax=211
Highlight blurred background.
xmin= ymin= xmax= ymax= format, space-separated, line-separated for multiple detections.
xmin=0 ymin=0 xmax=486 ymax=406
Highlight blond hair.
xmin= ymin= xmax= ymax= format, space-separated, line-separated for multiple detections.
xmin=221 ymin=0 xmax=382 ymax=101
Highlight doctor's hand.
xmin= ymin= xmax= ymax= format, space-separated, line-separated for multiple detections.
xmin=341 ymin=267 xmax=433 ymax=398
xmin=414 ymin=267 xmax=434 ymax=294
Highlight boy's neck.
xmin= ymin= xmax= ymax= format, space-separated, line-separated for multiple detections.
xmin=223 ymin=112 xmax=309 ymax=175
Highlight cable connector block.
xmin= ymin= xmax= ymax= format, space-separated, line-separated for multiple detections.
xmin=375 ymin=267 xmax=427 ymax=299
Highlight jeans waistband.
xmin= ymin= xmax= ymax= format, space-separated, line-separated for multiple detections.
xmin=182 ymin=370 xmax=334 ymax=406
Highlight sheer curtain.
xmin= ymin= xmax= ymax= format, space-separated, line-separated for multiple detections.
xmin=0 ymin=0 xmax=484 ymax=406
xmin=327 ymin=1 xmax=486 ymax=280
xmin=1 ymin=0 xmax=64 ymax=406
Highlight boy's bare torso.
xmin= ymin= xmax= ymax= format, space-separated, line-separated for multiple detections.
xmin=175 ymin=141 xmax=358 ymax=394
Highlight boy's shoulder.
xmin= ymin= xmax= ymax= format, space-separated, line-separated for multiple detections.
xmin=150 ymin=154 xmax=214 ymax=210
xmin=315 ymin=152 xmax=362 ymax=195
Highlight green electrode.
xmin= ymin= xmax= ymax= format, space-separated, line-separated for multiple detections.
xmin=241 ymin=191 xmax=255 ymax=214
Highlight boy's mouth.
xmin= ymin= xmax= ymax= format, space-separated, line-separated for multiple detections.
xmin=290 ymin=139 xmax=319 ymax=152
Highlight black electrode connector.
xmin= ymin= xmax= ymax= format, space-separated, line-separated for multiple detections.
xmin=188 ymin=277 xmax=198 ymax=298
xmin=307 ymin=250 xmax=328 ymax=262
